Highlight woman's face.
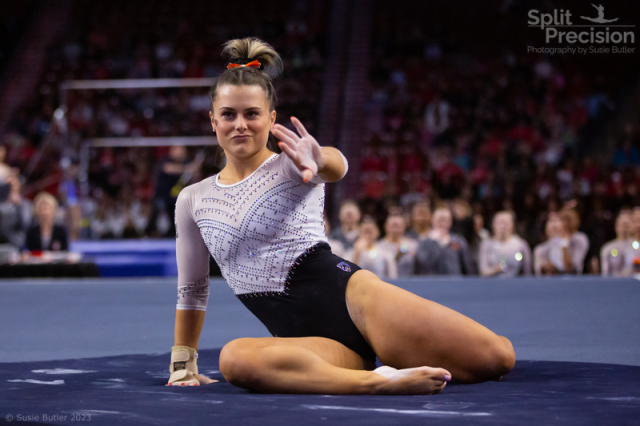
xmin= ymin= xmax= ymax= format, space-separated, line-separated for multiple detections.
xmin=492 ymin=213 xmax=513 ymax=238
xmin=385 ymin=216 xmax=406 ymax=238
xmin=339 ymin=204 xmax=361 ymax=226
xmin=210 ymin=84 xmax=276 ymax=160
xmin=36 ymin=200 xmax=55 ymax=223
xmin=546 ymin=214 xmax=563 ymax=238
xmin=412 ymin=204 xmax=431 ymax=226
xmin=360 ymin=221 xmax=379 ymax=243
xmin=615 ymin=213 xmax=631 ymax=239
xmin=432 ymin=209 xmax=452 ymax=232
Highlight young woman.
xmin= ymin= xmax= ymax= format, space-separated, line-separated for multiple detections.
xmin=479 ymin=211 xmax=532 ymax=277
xmin=169 ymin=37 xmax=515 ymax=394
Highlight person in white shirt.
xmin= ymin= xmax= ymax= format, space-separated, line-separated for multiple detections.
xmin=328 ymin=199 xmax=361 ymax=250
xmin=377 ymin=214 xmax=418 ymax=277
xmin=405 ymin=200 xmax=431 ymax=240
xmin=479 ymin=211 xmax=532 ymax=277
xmin=347 ymin=217 xmax=397 ymax=280
xmin=601 ymin=210 xmax=632 ymax=276
xmin=169 ymin=37 xmax=514 ymax=394
xmin=534 ymin=210 xmax=588 ymax=275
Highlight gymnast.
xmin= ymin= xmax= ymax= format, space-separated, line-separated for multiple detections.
xmin=168 ymin=37 xmax=515 ymax=394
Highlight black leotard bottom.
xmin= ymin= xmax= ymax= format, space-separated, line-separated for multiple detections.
xmin=237 ymin=242 xmax=377 ymax=362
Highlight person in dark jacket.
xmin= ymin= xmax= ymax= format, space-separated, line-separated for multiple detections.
xmin=25 ymin=192 xmax=68 ymax=252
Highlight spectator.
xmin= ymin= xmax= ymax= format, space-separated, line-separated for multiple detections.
xmin=632 ymin=207 xmax=640 ymax=241
xmin=534 ymin=211 xmax=586 ymax=275
xmin=415 ymin=207 xmax=474 ymax=275
xmin=25 ymin=192 xmax=69 ymax=252
xmin=324 ymin=215 xmax=345 ymax=258
xmin=347 ymin=217 xmax=397 ymax=280
xmin=377 ymin=214 xmax=418 ymax=277
xmin=479 ymin=211 xmax=532 ymax=277
xmin=561 ymin=208 xmax=590 ymax=273
xmin=328 ymin=199 xmax=361 ymax=251
xmin=0 ymin=167 xmax=26 ymax=248
xmin=600 ymin=210 xmax=633 ymax=276
xmin=405 ymin=200 xmax=431 ymax=240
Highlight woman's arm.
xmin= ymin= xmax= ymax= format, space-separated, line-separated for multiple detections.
xmin=316 ymin=147 xmax=347 ymax=183
xmin=170 ymin=186 xmax=217 ymax=386
xmin=273 ymin=117 xmax=347 ymax=183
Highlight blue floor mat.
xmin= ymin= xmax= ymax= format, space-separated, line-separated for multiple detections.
xmin=2 ymin=349 xmax=639 ymax=426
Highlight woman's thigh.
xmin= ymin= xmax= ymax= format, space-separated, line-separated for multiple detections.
xmin=345 ymin=270 xmax=515 ymax=382
xmin=220 ymin=336 xmax=375 ymax=371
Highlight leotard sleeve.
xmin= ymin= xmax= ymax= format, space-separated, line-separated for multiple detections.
xmin=175 ymin=185 xmax=211 ymax=311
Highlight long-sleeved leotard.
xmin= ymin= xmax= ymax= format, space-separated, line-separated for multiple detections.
xmin=174 ymin=152 xmax=376 ymax=361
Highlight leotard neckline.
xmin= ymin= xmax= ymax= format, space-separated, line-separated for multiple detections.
xmin=214 ymin=153 xmax=277 ymax=188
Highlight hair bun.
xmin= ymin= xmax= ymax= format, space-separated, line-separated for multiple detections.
xmin=222 ymin=37 xmax=283 ymax=79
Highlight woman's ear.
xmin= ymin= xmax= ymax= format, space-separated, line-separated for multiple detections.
xmin=270 ymin=110 xmax=277 ymax=130
xmin=209 ymin=111 xmax=216 ymax=133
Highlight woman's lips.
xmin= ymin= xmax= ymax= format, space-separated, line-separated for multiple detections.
xmin=232 ymin=134 xmax=250 ymax=140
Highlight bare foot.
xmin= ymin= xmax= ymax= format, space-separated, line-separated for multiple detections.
xmin=195 ymin=374 xmax=218 ymax=385
xmin=372 ymin=365 xmax=451 ymax=395
xmin=167 ymin=372 xmax=219 ymax=386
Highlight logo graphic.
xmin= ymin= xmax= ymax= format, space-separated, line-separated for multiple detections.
xmin=336 ymin=262 xmax=351 ymax=272
xmin=581 ymin=4 xmax=618 ymax=24
xmin=527 ymin=4 xmax=635 ymax=54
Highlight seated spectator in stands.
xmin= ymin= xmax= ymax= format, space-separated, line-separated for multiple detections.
xmin=615 ymin=206 xmax=640 ymax=276
xmin=324 ymin=215 xmax=345 ymax=258
xmin=534 ymin=211 xmax=587 ymax=275
xmin=0 ymin=146 xmax=11 ymax=183
xmin=600 ymin=210 xmax=633 ymax=276
xmin=479 ymin=211 xmax=532 ymax=277
xmin=328 ymin=199 xmax=361 ymax=251
xmin=633 ymin=207 xmax=640 ymax=241
xmin=405 ymin=200 xmax=431 ymax=240
xmin=561 ymin=208 xmax=590 ymax=272
xmin=415 ymin=207 xmax=474 ymax=275
xmin=0 ymin=167 xmax=26 ymax=248
xmin=377 ymin=214 xmax=418 ymax=277
xmin=25 ymin=192 xmax=68 ymax=252
xmin=347 ymin=216 xmax=397 ymax=280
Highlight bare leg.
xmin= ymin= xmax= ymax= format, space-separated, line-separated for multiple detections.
xmin=345 ymin=270 xmax=516 ymax=383
xmin=219 ymin=336 xmax=450 ymax=394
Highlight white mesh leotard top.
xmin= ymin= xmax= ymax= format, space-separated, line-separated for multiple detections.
xmin=175 ymin=153 xmax=340 ymax=299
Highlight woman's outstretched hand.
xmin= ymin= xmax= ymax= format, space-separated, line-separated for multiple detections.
xmin=272 ymin=116 xmax=325 ymax=183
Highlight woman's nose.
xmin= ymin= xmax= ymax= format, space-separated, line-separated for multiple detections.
xmin=235 ymin=116 xmax=247 ymax=131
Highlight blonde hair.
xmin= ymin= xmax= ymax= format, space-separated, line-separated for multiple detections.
xmin=33 ymin=192 xmax=58 ymax=213
xmin=222 ymin=37 xmax=283 ymax=78
xmin=210 ymin=37 xmax=283 ymax=112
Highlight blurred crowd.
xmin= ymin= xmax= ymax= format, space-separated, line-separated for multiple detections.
xmin=326 ymin=199 xmax=640 ymax=278
xmin=1 ymin=0 xmax=639 ymax=277
xmin=1 ymin=0 xmax=327 ymax=242
xmin=350 ymin=0 xmax=640 ymax=276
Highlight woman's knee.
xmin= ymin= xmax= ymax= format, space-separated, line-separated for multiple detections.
xmin=219 ymin=338 xmax=262 ymax=387
xmin=477 ymin=336 xmax=516 ymax=381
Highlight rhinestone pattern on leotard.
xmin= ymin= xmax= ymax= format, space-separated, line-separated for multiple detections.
xmin=193 ymin=154 xmax=327 ymax=297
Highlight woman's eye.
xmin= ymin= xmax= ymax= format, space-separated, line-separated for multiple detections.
xmin=221 ymin=112 xmax=234 ymax=118
xmin=247 ymin=111 xmax=259 ymax=118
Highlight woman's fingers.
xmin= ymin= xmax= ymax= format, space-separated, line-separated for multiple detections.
xmin=271 ymin=127 xmax=298 ymax=147
xmin=301 ymin=168 xmax=314 ymax=183
xmin=290 ymin=116 xmax=309 ymax=137
xmin=278 ymin=141 xmax=298 ymax=161
xmin=273 ymin=124 xmax=301 ymax=144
